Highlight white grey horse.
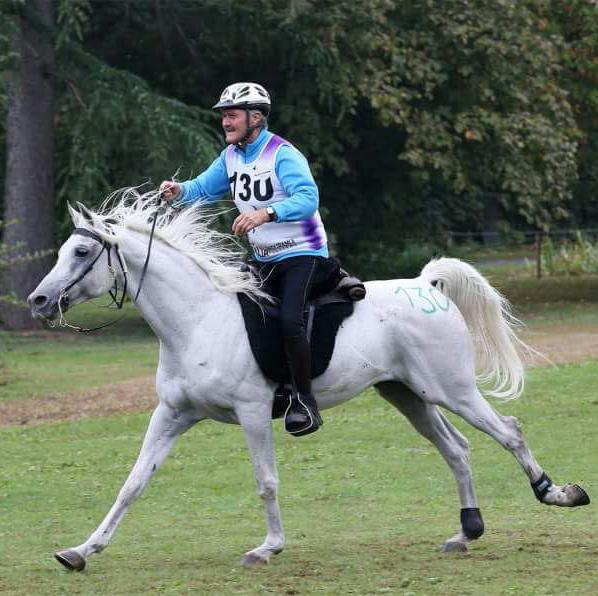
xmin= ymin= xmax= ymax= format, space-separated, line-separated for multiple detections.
xmin=28 ymin=191 xmax=589 ymax=572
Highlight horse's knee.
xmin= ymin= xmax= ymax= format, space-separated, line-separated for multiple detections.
xmin=258 ymin=477 xmax=278 ymax=501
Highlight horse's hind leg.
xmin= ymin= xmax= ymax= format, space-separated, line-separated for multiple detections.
xmin=54 ymin=403 xmax=198 ymax=571
xmin=376 ymin=381 xmax=484 ymax=552
xmin=435 ymin=384 xmax=590 ymax=508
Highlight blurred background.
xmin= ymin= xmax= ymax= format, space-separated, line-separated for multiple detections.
xmin=1 ymin=0 xmax=597 ymax=328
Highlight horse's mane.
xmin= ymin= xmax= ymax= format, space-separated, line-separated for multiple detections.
xmin=69 ymin=187 xmax=269 ymax=300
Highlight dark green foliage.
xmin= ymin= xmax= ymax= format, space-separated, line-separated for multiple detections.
xmin=539 ymin=0 xmax=598 ymax=228
xmin=1 ymin=0 xmax=596 ymax=279
xmin=53 ymin=46 xmax=222 ymax=236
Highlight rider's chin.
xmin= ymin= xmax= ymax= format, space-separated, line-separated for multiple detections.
xmin=225 ymin=130 xmax=239 ymax=142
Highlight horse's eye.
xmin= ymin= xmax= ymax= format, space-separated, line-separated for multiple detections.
xmin=75 ymin=247 xmax=89 ymax=257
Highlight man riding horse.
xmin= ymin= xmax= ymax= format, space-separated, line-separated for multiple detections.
xmin=160 ymin=82 xmax=334 ymax=437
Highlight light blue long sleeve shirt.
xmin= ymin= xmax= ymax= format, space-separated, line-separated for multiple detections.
xmin=178 ymin=129 xmax=322 ymax=224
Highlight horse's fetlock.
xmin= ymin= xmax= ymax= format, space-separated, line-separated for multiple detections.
xmin=460 ymin=507 xmax=484 ymax=540
xmin=89 ymin=541 xmax=105 ymax=553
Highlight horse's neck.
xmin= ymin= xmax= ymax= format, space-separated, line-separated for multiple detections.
xmin=119 ymin=230 xmax=229 ymax=345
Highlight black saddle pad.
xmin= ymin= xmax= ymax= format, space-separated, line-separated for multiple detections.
xmin=237 ymin=293 xmax=354 ymax=384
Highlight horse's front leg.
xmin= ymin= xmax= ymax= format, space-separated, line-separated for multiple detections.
xmin=236 ymin=400 xmax=285 ymax=567
xmin=55 ymin=403 xmax=198 ymax=571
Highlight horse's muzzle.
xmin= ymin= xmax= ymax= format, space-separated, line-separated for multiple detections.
xmin=27 ymin=291 xmax=64 ymax=321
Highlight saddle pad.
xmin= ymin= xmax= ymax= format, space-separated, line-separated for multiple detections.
xmin=237 ymin=293 xmax=354 ymax=384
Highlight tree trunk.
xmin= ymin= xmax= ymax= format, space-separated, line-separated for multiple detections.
xmin=481 ymin=194 xmax=500 ymax=246
xmin=1 ymin=0 xmax=54 ymax=330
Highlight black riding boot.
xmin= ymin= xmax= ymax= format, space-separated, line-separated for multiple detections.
xmin=283 ymin=334 xmax=322 ymax=437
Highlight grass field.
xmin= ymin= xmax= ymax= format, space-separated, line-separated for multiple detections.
xmin=1 ymin=276 xmax=598 ymax=594
xmin=1 ymin=362 xmax=597 ymax=595
xmin=0 ymin=302 xmax=155 ymax=401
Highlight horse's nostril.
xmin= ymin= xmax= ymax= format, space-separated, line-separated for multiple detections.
xmin=34 ymin=295 xmax=48 ymax=307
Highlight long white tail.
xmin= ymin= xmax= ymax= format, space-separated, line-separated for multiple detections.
xmin=420 ymin=257 xmax=529 ymax=400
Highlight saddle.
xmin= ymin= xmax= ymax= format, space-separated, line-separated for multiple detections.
xmin=237 ymin=261 xmax=365 ymax=418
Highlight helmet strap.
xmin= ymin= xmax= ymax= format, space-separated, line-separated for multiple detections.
xmin=236 ymin=108 xmax=265 ymax=149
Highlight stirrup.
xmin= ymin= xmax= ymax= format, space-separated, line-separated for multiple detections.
xmin=284 ymin=394 xmax=322 ymax=437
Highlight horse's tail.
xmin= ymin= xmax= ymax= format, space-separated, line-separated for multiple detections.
xmin=420 ymin=257 xmax=529 ymax=400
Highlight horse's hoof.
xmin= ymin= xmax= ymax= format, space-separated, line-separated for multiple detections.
xmin=441 ymin=541 xmax=468 ymax=553
xmin=55 ymin=549 xmax=86 ymax=572
xmin=565 ymin=484 xmax=590 ymax=507
xmin=241 ymin=551 xmax=269 ymax=567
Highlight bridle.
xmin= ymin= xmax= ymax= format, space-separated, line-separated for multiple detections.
xmin=52 ymin=227 xmax=129 ymax=333
xmin=53 ymin=203 xmax=163 ymax=333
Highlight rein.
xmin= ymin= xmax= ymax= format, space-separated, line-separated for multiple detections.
xmin=53 ymin=202 xmax=165 ymax=333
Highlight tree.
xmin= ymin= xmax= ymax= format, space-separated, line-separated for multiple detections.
xmin=0 ymin=0 xmax=586 ymax=288
xmin=541 ymin=0 xmax=598 ymax=227
xmin=0 ymin=0 xmax=222 ymax=329
xmin=1 ymin=0 xmax=54 ymax=329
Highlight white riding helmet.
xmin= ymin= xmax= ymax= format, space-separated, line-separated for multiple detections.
xmin=212 ymin=82 xmax=271 ymax=115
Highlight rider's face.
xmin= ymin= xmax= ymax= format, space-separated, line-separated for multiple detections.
xmin=221 ymin=109 xmax=248 ymax=145
xmin=221 ymin=109 xmax=262 ymax=144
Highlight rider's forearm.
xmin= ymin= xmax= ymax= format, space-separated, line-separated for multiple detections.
xmin=179 ymin=153 xmax=229 ymax=205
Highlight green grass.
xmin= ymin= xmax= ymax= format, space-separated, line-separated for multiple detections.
xmin=470 ymin=261 xmax=598 ymax=307
xmin=518 ymin=301 xmax=598 ymax=327
xmin=495 ymin=276 xmax=598 ymax=307
xmin=0 ymin=302 xmax=157 ymax=401
xmin=1 ymin=363 xmax=597 ymax=595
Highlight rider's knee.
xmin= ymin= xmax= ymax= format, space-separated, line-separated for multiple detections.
xmin=280 ymin=315 xmax=304 ymax=338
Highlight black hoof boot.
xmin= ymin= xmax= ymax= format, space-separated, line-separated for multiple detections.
xmin=284 ymin=394 xmax=322 ymax=437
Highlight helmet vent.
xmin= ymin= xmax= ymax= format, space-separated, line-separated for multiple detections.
xmin=213 ymin=82 xmax=271 ymax=112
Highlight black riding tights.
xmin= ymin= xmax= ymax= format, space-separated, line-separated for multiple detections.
xmin=259 ymin=256 xmax=337 ymax=396
xmin=260 ymin=256 xmax=319 ymax=337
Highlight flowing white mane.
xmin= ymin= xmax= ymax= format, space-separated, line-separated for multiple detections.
xmin=68 ymin=187 xmax=269 ymax=299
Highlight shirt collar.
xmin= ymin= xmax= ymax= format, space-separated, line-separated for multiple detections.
xmin=234 ymin=128 xmax=271 ymax=161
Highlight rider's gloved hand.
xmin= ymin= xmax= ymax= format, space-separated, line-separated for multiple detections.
xmin=159 ymin=180 xmax=181 ymax=202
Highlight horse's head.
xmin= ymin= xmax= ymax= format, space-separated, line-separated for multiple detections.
xmin=28 ymin=204 xmax=118 ymax=321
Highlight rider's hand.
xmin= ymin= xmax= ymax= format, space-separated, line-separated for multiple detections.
xmin=159 ymin=180 xmax=181 ymax=202
xmin=232 ymin=209 xmax=271 ymax=236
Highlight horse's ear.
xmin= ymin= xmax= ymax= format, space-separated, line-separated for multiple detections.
xmin=67 ymin=202 xmax=80 ymax=224
xmin=76 ymin=202 xmax=94 ymax=223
